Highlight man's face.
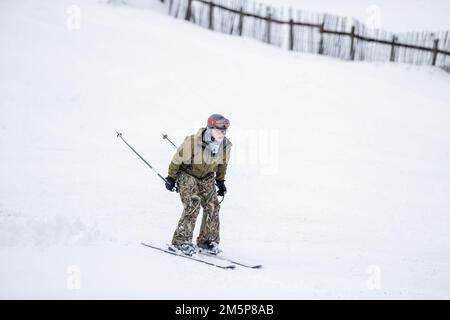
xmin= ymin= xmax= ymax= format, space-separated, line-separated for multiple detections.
xmin=211 ymin=128 xmax=225 ymax=143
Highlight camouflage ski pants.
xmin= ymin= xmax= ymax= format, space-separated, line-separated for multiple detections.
xmin=171 ymin=171 xmax=220 ymax=246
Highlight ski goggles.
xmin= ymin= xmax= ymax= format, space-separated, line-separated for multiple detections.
xmin=208 ymin=117 xmax=230 ymax=130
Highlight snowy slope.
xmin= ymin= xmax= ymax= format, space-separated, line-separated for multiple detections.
xmin=1 ymin=0 xmax=450 ymax=299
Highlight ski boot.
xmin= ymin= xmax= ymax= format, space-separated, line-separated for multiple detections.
xmin=170 ymin=242 xmax=197 ymax=256
xmin=197 ymin=240 xmax=221 ymax=255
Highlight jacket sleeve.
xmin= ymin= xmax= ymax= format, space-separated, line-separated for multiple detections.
xmin=168 ymin=136 xmax=191 ymax=179
xmin=216 ymin=147 xmax=231 ymax=181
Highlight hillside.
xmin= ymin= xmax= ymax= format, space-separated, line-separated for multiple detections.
xmin=0 ymin=0 xmax=449 ymax=298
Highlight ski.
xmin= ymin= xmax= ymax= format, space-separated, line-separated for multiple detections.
xmin=198 ymin=249 xmax=263 ymax=269
xmin=141 ymin=243 xmax=235 ymax=269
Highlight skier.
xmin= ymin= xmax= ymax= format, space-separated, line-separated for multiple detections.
xmin=164 ymin=114 xmax=232 ymax=256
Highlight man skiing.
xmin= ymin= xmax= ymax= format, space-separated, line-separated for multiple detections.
xmin=164 ymin=114 xmax=232 ymax=256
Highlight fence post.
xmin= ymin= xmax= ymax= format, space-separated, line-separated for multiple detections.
xmin=289 ymin=19 xmax=294 ymax=51
xmin=185 ymin=0 xmax=192 ymax=21
xmin=432 ymin=38 xmax=439 ymax=66
xmin=238 ymin=7 xmax=244 ymax=36
xmin=266 ymin=8 xmax=272 ymax=44
xmin=168 ymin=0 xmax=173 ymax=15
xmin=209 ymin=1 xmax=214 ymax=30
xmin=390 ymin=35 xmax=397 ymax=62
xmin=350 ymin=25 xmax=356 ymax=60
xmin=318 ymin=22 xmax=325 ymax=55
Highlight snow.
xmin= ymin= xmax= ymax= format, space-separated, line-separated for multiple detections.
xmin=0 ymin=0 xmax=450 ymax=299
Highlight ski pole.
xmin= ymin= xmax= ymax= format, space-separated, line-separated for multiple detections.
xmin=116 ymin=132 xmax=177 ymax=192
xmin=161 ymin=133 xmax=225 ymax=203
xmin=161 ymin=133 xmax=178 ymax=149
xmin=161 ymin=133 xmax=179 ymax=149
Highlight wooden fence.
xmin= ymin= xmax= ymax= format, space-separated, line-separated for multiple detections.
xmin=163 ymin=0 xmax=450 ymax=72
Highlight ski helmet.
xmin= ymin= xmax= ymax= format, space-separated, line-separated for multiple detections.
xmin=207 ymin=114 xmax=230 ymax=131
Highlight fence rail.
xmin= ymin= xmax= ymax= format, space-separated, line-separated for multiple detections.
xmin=164 ymin=0 xmax=450 ymax=71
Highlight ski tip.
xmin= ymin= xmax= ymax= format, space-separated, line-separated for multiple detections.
xmin=116 ymin=131 xmax=122 ymax=138
xmin=252 ymin=265 xmax=263 ymax=269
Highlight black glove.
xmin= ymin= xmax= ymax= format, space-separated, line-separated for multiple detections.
xmin=216 ymin=180 xmax=227 ymax=197
xmin=165 ymin=176 xmax=176 ymax=192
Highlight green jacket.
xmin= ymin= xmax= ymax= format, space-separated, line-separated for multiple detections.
xmin=168 ymin=127 xmax=232 ymax=181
